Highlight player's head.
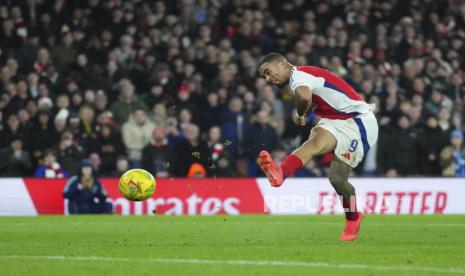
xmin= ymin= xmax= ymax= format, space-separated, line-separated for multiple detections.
xmin=257 ymin=53 xmax=292 ymax=87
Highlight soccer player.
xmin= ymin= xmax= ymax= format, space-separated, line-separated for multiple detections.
xmin=257 ymin=53 xmax=378 ymax=241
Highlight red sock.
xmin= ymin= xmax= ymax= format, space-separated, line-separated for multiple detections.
xmin=280 ymin=154 xmax=303 ymax=178
xmin=342 ymin=196 xmax=359 ymax=221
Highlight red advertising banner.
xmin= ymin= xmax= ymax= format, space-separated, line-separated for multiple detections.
xmin=21 ymin=178 xmax=264 ymax=215
xmin=104 ymin=178 xmax=264 ymax=215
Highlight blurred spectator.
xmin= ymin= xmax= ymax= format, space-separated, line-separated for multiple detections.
xmin=142 ymin=127 xmax=174 ymax=178
xmin=77 ymin=104 xmax=98 ymax=153
xmin=418 ymin=116 xmax=449 ymax=175
xmin=140 ymin=83 xmax=165 ymax=111
xmin=150 ymin=102 xmax=168 ymax=127
xmin=89 ymin=152 xmax=102 ymax=175
xmin=121 ymin=107 xmax=155 ymax=167
xmin=55 ymin=130 xmax=86 ymax=175
xmin=440 ymin=130 xmax=465 ymax=177
xmin=221 ymin=97 xmax=249 ymax=157
xmin=114 ymin=35 xmax=136 ymax=68
xmin=187 ymin=162 xmax=207 ymax=179
xmin=0 ymin=135 xmax=32 ymax=176
xmin=0 ymin=114 xmax=28 ymax=149
xmin=110 ymin=81 xmax=146 ymax=124
xmin=52 ymin=32 xmax=76 ymax=72
xmin=384 ymin=115 xmax=419 ymax=176
xmin=106 ymin=155 xmax=131 ymax=177
xmin=63 ymin=159 xmax=112 ymax=214
xmin=95 ymin=123 xmax=125 ymax=174
xmin=174 ymin=123 xmax=210 ymax=176
xmin=214 ymin=155 xmax=235 ymax=177
xmin=34 ymin=149 xmax=69 ymax=178
xmin=207 ymin=126 xmax=225 ymax=162
xmin=30 ymin=110 xmax=59 ymax=163
xmin=200 ymin=92 xmax=223 ymax=131
xmin=245 ymin=110 xmax=279 ymax=175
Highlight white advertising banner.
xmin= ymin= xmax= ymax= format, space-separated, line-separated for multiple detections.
xmin=0 ymin=178 xmax=37 ymax=216
xmin=257 ymin=178 xmax=465 ymax=215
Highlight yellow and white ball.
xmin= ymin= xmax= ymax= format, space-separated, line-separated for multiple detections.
xmin=118 ymin=169 xmax=156 ymax=201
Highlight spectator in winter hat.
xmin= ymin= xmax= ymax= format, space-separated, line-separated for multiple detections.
xmin=187 ymin=162 xmax=207 ymax=178
xmin=63 ymin=159 xmax=112 ymax=214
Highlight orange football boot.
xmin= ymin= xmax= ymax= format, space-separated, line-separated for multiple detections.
xmin=258 ymin=150 xmax=284 ymax=187
xmin=340 ymin=212 xmax=363 ymax=241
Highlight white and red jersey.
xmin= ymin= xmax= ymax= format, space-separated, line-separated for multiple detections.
xmin=289 ymin=66 xmax=374 ymax=120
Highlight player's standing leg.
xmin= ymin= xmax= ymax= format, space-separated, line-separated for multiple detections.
xmin=328 ymin=158 xmax=363 ymax=241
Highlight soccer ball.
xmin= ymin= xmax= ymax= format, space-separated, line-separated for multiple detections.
xmin=118 ymin=169 xmax=156 ymax=201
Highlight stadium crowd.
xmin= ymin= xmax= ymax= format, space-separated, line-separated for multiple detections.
xmin=0 ymin=0 xmax=464 ymax=178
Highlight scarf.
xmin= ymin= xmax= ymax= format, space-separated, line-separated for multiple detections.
xmin=44 ymin=162 xmax=64 ymax=178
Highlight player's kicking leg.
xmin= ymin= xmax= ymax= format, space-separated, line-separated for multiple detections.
xmin=328 ymin=158 xmax=363 ymax=241
xmin=258 ymin=127 xmax=336 ymax=187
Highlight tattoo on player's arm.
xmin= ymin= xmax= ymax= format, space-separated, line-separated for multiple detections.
xmin=294 ymin=86 xmax=312 ymax=117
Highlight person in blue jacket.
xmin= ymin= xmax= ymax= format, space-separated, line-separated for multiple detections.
xmin=63 ymin=159 xmax=113 ymax=214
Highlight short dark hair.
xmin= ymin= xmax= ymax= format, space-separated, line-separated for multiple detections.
xmin=132 ymin=106 xmax=147 ymax=113
xmin=257 ymin=53 xmax=286 ymax=69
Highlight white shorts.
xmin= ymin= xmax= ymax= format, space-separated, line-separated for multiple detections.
xmin=311 ymin=112 xmax=379 ymax=168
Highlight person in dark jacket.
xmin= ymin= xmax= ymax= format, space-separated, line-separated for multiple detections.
xmin=0 ymin=114 xmax=29 ymax=150
xmin=0 ymin=135 xmax=32 ymax=176
xmin=30 ymin=110 xmax=59 ymax=164
xmin=63 ymin=159 xmax=112 ymax=214
xmin=418 ymin=116 xmax=449 ymax=175
xmin=173 ymin=123 xmax=210 ymax=176
xmin=54 ymin=130 xmax=86 ymax=175
xmin=244 ymin=110 xmax=278 ymax=176
xmin=385 ymin=115 xmax=419 ymax=176
xmin=94 ymin=123 xmax=126 ymax=174
xmin=142 ymin=127 xmax=175 ymax=178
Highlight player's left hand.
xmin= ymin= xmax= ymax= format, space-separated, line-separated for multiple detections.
xmin=292 ymin=112 xmax=306 ymax=126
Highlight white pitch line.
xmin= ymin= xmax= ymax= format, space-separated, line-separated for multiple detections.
xmin=3 ymin=221 xmax=465 ymax=227
xmin=1 ymin=255 xmax=464 ymax=274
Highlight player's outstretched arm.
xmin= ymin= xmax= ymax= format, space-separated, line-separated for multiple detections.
xmin=293 ymin=86 xmax=312 ymax=126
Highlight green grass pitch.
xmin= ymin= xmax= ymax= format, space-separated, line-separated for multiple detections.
xmin=1 ymin=215 xmax=464 ymax=275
